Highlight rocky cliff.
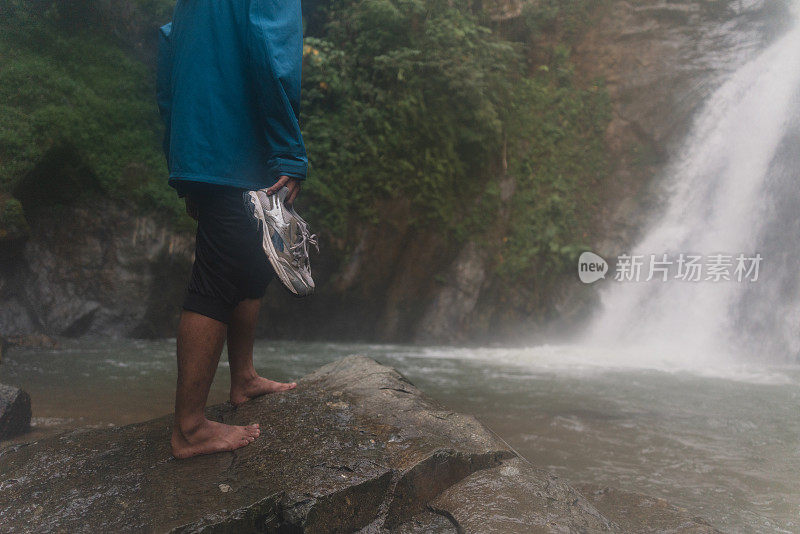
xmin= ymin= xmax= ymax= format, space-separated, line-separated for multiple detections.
xmin=0 ymin=355 xmax=719 ymax=532
xmin=0 ymin=193 xmax=193 ymax=338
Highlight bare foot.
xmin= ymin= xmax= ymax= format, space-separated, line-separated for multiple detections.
xmin=171 ymin=419 xmax=260 ymax=459
xmin=230 ymin=375 xmax=297 ymax=407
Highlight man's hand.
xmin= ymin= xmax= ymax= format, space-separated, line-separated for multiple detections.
xmin=266 ymin=175 xmax=302 ymax=206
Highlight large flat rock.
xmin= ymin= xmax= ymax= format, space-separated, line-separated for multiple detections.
xmin=0 ymin=355 xmax=714 ymax=532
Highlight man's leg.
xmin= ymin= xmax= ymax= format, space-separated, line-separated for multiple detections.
xmin=171 ymin=310 xmax=260 ymax=459
xmin=227 ymin=298 xmax=296 ymax=407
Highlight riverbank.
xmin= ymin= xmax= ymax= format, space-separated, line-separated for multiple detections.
xmin=0 ymin=354 xmax=725 ymax=532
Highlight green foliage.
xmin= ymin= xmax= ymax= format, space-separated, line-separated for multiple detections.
xmin=499 ymin=73 xmax=610 ymax=284
xmin=0 ymin=3 xmax=181 ymax=220
xmin=521 ymin=0 xmax=597 ymax=43
xmin=130 ymin=0 xmax=175 ymax=20
xmin=300 ymin=0 xmax=521 ymax=235
xmin=302 ymin=0 xmax=611 ymax=288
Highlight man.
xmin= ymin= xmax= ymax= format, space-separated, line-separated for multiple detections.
xmin=157 ymin=0 xmax=307 ymax=459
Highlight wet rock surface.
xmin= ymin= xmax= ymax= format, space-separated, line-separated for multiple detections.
xmin=0 ymin=383 xmax=31 ymax=439
xmin=428 ymin=457 xmax=612 ymax=533
xmin=0 ymin=196 xmax=193 ymax=339
xmin=0 ymin=356 xmax=719 ymax=533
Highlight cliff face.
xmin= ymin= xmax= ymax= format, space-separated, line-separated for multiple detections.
xmin=0 ymin=194 xmax=193 ymax=338
xmin=0 ymin=0 xmax=785 ymax=342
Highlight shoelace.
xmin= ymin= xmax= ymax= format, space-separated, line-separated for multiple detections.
xmin=288 ymin=225 xmax=319 ymax=267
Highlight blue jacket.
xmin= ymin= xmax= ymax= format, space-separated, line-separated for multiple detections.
xmin=157 ymin=0 xmax=307 ymax=193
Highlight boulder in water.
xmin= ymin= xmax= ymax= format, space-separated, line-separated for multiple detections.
xmin=0 ymin=384 xmax=31 ymax=439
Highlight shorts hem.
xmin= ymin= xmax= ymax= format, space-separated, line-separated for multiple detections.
xmin=183 ymin=292 xmax=233 ymax=325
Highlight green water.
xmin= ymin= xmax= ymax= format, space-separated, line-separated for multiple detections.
xmin=1 ymin=339 xmax=799 ymax=532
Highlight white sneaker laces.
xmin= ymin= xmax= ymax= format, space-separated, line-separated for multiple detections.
xmin=288 ymin=223 xmax=318 ymax=267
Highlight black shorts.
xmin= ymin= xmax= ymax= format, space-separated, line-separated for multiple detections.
xmin=180 ymin=182 xmax=275 ymax=324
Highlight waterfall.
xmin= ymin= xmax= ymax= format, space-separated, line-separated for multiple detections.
xmin=586 ymin=1 xmax=800 ymax=364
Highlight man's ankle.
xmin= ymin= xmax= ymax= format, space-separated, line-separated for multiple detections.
xmin=231 ymin=369 xmax=258 ymax=384
xmin=175 ymin=416 xmax=208 ymax=437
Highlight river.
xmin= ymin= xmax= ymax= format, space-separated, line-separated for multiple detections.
xmin=2 ymin=339 xmax=798 ymax=533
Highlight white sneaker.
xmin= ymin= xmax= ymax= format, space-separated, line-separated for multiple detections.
xmin=246 ymin=187 xmax=318 ymax=296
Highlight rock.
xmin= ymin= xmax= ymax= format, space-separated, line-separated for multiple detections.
xmin=415 ymin=242 xmax=488 ymax=343
xmin=428 ymin=457 xmax=611 ymax=533
xmin=0 ymin=355 xmax=528 ymax=532
xmin=0 ymin=356 xmax=718 ymax=533
xmin=0 ymin=384 xmax=31 ymax=439
xmin=0 ymin=195 xmax=194 ymax=339
xmin=425 ymin=461 xmax=723 ymax=533
xmin=415 ymin=173 xmax=516 ymax=344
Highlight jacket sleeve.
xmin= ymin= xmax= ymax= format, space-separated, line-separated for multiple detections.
xmin=156 ymin=22 xmax=173 ymax=160
xmin=247 ymin=0 xmax=308 ymax=181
